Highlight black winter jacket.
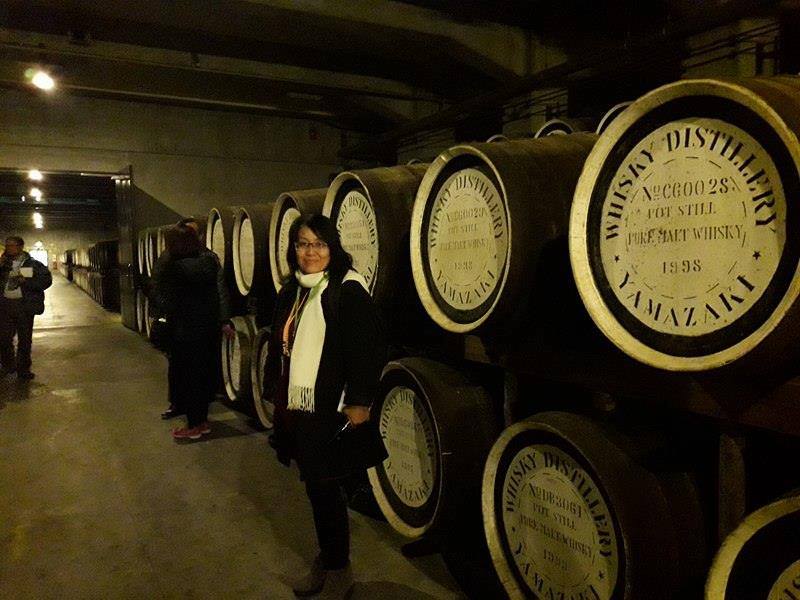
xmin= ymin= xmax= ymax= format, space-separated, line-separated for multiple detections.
xmin=154 ymin=250 xmax=221 ymax=341
xmin=264 ymin=273 xmax=388 ymax=480
xmin=150 ymin=249 xmax=230 ymax=324
xmin=0 ymin=252 xmax=52 ymax=315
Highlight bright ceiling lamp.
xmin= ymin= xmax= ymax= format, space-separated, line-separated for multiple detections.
xmin=29 ymin=70 xmax=56 ymax=91
xmin=29 ymin=187 xmax=43 ymax=201
xmin=28 ymin=169 xmax=43 ymax=181
xmin=32 ymin=212 xmax=44 ymax=229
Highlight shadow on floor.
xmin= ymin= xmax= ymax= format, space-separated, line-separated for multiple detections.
xmin=0 ymin=377 xmax=39 ymax=403
xmin=352 ymin=581 xmax=444 ymax=599
xmin=264 ymin=573 xmax=448 ymax=600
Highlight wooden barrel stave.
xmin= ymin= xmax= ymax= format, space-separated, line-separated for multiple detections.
xmin=596 ymin=101 xmax=633 ymax=135
xmin=324 ymin=164 xmax=428 ymax=303
xmin=368 ymin=357 xmax=501 ymax=537
xmin=569 ymin=76 xmax=800 ymax=372
xmin=411 ymin=133 xmax=597 ymax=334
xmin=483 ymin=411 xmax=706 ymax=600
xmin=207 ymin=206 xmax=247 ymax=306
xmin=232 ymin=204 xmax=275 ymax=298
xmin=221 ymin=315 xmax=257 ymax=403
xmin=706 ymin=495 xmax=800 ymax=599
xmin=249 ymin=327 xmax=273 ymax=429
xmin=268 ymin=188 xmax=326 ymax=292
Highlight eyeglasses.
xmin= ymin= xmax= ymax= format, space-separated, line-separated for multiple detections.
xmin=294 ymin=241 xmax=329 ymax=253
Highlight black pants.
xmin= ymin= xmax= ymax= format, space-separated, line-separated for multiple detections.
xmin=0 ymin=299 xmax=34 ymax=373
xmin=305 ymin=478 xmax=350 ymax=570
xmin=170 ymin=334 xmax=217 ymax=427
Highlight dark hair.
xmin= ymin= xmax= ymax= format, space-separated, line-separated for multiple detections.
xmin=286 ymin=214 xmax=352 ymax=281
xmin=165 ymin=224 xmax=204 ymax=258
xmin=177 ymin=217 xmax=199 ymax=228
xmin=5 ymin=236 xmax=24 ymax=247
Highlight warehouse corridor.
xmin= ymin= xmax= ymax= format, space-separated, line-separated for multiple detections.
xmin=0 ymin=275 xmax=462 ymax=599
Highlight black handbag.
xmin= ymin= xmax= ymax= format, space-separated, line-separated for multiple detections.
xmin=149 ymin=318 xmax=172 ymax=352
xmin=330 ymin=417 xmax=388 ymax=473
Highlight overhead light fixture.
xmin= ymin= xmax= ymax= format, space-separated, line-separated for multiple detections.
xmin=32 ymin=212 xmax=44 ymax=229
xmin=29 ymin=187 xmax=43 ymax=201
xmin=28 ymin=169 xmax=43 ymax=181
xmin=30 ymin=70 xmax=56 ymax=91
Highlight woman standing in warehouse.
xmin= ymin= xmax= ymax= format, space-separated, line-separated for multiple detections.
xmin=155 ymin=222 xmax=222 ymax=440
xmin=263 ymin=214 xmax=387 ymax=599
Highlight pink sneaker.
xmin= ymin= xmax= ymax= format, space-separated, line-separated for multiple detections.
xmin=198 ymin=422 xmax=211 ymax=435
xmin=172 ymin=425 xmax=204 ymax=440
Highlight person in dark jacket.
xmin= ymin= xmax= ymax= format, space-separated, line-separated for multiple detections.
xmin=0 ymin=236 xmax=53 ymax=380
xmin=263 ymin=214 xmax=387 ymax=599
xmin=150 ymin=217 xmax=233 ymax=420
xmin=155 ymin=224 xmax=222 ymax=440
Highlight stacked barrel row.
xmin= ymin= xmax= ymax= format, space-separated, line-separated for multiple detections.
xmin=327 ymin=77 xmax=798 ymax=598
xmin=132 ymin=220 xmax=207 ymax=337
xmin=66 ymin=240 xmax=120 ymax=311
xmin=205 ymin=190 xmax=326 ymax=427
xmin=132 ymin=76 xmax=800 ymax=599
xmin=57 ymin=249 xmax=74 ymax=281
xmin=135 ymin=224 xmax=169 ymax=337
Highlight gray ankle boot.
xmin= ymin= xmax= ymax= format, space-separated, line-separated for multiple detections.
xmin=292 ymin=555 xmax=326 ymax=597
xmin=316 ymin=564 xmax=353 ymax=599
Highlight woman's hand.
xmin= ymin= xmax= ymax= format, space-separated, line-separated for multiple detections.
xmin=343 ymin=405 xmax=370 ymax=427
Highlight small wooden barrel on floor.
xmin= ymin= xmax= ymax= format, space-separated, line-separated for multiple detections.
xmin=221 ymin=315 xmax=257 ymax=404
xmin=324 ymin=164 xmax=428 ymax=301
xmin=706 ymin=494 xmax=800 ymax=600
xmin=482 ymin=411 xmax=707 ymax=600
xmin=410 ymin=133 xmax=597 ymax=334
xmin=249 ymin=327 xmax=273 ymax=428
xmin=367 ymin=357 xmax=500 ymax=538
xmin=268 ymin=188 xmax=327 ymax=292
xmin=232 ymin=204 xmax=275 ymax=298
xmin=570 ymin=76 xmax=800 ymax=372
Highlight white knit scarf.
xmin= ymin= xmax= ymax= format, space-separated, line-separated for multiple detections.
xmin=287 ymin=268 xmax=368 ymax=412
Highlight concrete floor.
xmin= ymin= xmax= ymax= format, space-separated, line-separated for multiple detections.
xmin=0 ymin=275 xmax=465 ymax=599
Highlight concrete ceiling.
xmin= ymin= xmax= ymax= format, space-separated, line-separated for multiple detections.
xmin=0 ymin=0 xmax=525 ymax=133
xmin=0 ymin=0 xmax=785 ymax=160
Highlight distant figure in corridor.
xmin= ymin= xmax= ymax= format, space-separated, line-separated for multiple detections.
xmin=150 ymin=217 xmax=232 ymax=421
xmin=0 ymin=236 xmax=52 ymax=380
xmin=154 ymin=223 xmax=222 ymax=440
xmin=263 ymin=214 xmax=387 ymax=599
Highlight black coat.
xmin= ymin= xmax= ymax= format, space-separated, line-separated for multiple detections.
xmin=0 ymin=252 xmax=52 ymax=315
xmin=265 ymin=273 xmax=388 ymax=481
xmin=150 ymin=249 xmax=231 ymax=324
xmin=154 ymin=250 xmax=221 ymax=342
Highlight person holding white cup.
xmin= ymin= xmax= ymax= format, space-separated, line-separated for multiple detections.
xmin=0 ymin=236 xmax=52 ymax=380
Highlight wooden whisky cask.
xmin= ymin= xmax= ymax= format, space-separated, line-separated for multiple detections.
xmin=410 ymin=133 xmax=597 ymax=333
xmin=570 ymin=77 xmax=800 ymax=371
xmin=706 ymin=494 xmax=800 ymax=600
xmin=324 ymin=164 xmax=428 ymax=302
xmin=483 ymin=411 xmax=706 ymax=600
xmin=268 ymin=188 xmax=326 ymax=292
